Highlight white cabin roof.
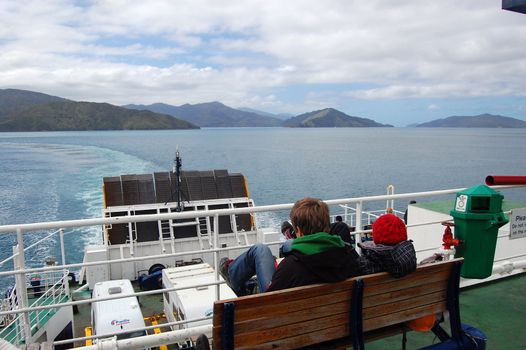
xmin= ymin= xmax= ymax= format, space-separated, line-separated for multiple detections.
xmin=92 ymin=279 xmax=146 ymax=337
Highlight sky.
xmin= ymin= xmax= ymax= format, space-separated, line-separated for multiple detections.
xmin=1 ymin=0 xmax=525 ymax=126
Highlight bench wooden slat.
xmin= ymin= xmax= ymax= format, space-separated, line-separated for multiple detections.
xmin=213 ymin=278 xmax=354 ymax=323
xmin=228 ymin=287 xmax=352 ymax=322
xmin=232 ymin=298 xmax=350 ymax=334
xmin=364 ymin=301 xmax=447 ymax=331
xmin=363 ymin=279 xmax=447 ymax=308
xmin=216 ymin=277 xmax=355 ymax=306
xmin=213 ymin=279 xmax=356 ymax=349
xmin=234 ymin=311 xmax=349 ymax=347
xmin=307 ymin=323 xmax=414 ymax=350
xmin=212 ymin=258 xmax=463 ymax=350
xmin=236 ymin=323 xmax=349 ymax=350
xmin=365 ymin=289 xmax=447 ymax=318
xmin=361 ymin=265 xmax=452 ymax=297
xmin=214 ymin=304 xmax=351 ymax=348
xmin=360 ymin=262 xmax=454 ymax=334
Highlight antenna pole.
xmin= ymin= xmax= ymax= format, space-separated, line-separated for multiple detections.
xmin=175 ymin=149 xmax=183 ymax=212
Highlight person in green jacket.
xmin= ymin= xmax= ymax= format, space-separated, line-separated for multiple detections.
xmin=220 ymin=197 xmax=361 ymax=295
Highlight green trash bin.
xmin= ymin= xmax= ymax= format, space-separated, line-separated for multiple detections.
xmin=450 ymin=185 xmax=509 ymax=278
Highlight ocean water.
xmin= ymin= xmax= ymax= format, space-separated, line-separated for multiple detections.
xmin=0 ymin=127 xmax=525 ymax=274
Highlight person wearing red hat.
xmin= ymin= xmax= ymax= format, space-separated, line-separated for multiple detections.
xmin=358 ymin=213 xmax=416 ymax=277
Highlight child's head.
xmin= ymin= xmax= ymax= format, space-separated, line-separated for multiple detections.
xmin=289 ymin=197 xmax=330 ymax=236
xmin=372 ymin=214 xmax=407 ymax=245
xmin=281 ymin=221 xmax=296 ymax=239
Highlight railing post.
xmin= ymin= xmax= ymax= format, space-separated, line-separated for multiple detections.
xmin=157 ymin=209 xmax=166 ymax=254
xmin=102 ymin=209 xmax=109 ymax=246
xmin=206 ymin=207 xmax=213 ymax=248
xmin=128 ymin=210 xmax=135 ymax=256
xmin=59 ymin=228 xmax=66 ymax=268
xmin=213 ymin=214 xmax=220 ymax=301
xmin=230 ymin=211 xmax=241 ymax=245
xmin=387 ymin=185 xmax=395 ymax=211
xmin=14 ymin=228 xmax=31 ymax=344
xmin=355 ymin=202 xmax=363 ymax=255
xmin=60 ymin=228 xmax=70 ymax=297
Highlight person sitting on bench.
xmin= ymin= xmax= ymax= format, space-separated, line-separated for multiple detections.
xmin=358 ymin=213 xmax=417 ymax=277
xmin=330 ymin=215 xmax=354 ymax=245
xmin=219 ymin=197 xmax=362 ymax=295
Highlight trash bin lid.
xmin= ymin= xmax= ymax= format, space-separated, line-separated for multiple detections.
xmin=452 ymin=184 xmax=504 ymax=215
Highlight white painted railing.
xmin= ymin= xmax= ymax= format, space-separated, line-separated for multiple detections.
xmin=0 ymin=271 xmax=68 ymax=344
xmin=0 ymin=185 xmax=524 ymax=349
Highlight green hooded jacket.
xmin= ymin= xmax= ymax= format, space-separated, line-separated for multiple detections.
xmin=290 ymin=232 xmax=345 ymax=255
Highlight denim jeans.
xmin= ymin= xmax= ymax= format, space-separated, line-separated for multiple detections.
xmin=228 ymin=243 xmax=276 ymax=294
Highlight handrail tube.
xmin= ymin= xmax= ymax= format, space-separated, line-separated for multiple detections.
xmin=71 ymin=324 xmax=212 ymax=350
xmin=486 ymin=175 xmax=526 ymax=185
xmin=55 ymin=315 xmax=212 ymax=346
xmin=0 ymin=237 xmax=278 ymax=277
xmin=24 ymin=229 xmax=61 ymax=253
xmin=0 ymin=230 xmax=60 ymax=267
xmin=0 ymin=253 xmax=18 ymax=267
xmin=1 ymin=214 xmax=460 ymax=278
xmin=0 ymin=187 xmax=477 ymax=233
xmin=0 ymin=210 xmax=502 ymax=279
xmin=0 ymin=185 xmax=522 ymax=234
xmin=492 ymin=259 xmax=526 ymax=274
xmin=0 ymin=278 xmax=227 ymax=316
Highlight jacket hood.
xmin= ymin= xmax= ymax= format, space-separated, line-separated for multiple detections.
xmin=358 ymin=240 xmax=416 ymax=277
xmin=290 ymin=232 xmax=345 ymax=255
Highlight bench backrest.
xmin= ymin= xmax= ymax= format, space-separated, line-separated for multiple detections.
xmin=212 ymin=258 xmax=463 ymax=350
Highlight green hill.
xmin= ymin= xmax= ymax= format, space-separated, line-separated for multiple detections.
xmin=124 ymin=101 xmax=282 ymax=127
xmin=0 ymin=101 xmax=199 ymax=131
xmin=283 ymin=108 xmax=392 ymax=127
xmin=0 ymin=89 xmax=68 ymax=118
xmin=416 ymin=114 xmax=526 ymax=128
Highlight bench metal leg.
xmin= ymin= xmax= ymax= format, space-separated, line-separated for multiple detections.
xmin=350 ymin=279 xmax=364 ymax=350
xmin=431 ymin=324 xmax=451 ymax=342
xmin=221 ymin=301 xmax=235 ymax=350
xmin=447 ymin=261 xmax=462 ymax=341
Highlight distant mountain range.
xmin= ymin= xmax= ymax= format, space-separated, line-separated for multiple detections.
xmin=416 ymin=114 xmax=526 ymax=128
xmin=125 ymin=103 xmax=391 ymax=128
xmin=1 ymin=88 xmax=525 ymax=131
xmin=283 ymin=108 xmax=392 ymax=128
xmin=124 ymin=102 xmax=282 ymax=127
xmin=238 ymin=107 xmax=294 ymax=120
xmin=0 ymin=89 xmax=198 ymax=131
xmin=0 ymin=89 xmax=68 ymax=118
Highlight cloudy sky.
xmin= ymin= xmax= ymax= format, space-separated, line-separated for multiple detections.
xmin=1 ymin=0 xmax=525 ymax=126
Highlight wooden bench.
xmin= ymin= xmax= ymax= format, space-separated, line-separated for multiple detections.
xmin=208 ymin=258 xmax=467 ymax=350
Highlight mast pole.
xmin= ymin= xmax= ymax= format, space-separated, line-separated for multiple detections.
xmin=175 ymin=149 xmax=183 ymax=212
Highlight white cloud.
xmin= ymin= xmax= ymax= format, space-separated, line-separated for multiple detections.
xmin=428 ymin=104 xmax=440 ymax=110
xmin=0 ymin=0 xmax=525 ymax=116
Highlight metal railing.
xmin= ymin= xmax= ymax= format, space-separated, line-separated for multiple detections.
xmin=0 ymin=185 xmax=524 ymax=349
xmin=0 ymin=270 xmax=69 ymax=344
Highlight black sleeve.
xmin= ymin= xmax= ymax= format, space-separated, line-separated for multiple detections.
xmin=267 ymin=256 xmax=302 ymax=292
xmin=357 ymin=250 xmax=383 ymax=275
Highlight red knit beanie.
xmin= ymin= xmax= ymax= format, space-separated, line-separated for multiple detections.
xmin=372 ymin=214 xmax=407 ymax=245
